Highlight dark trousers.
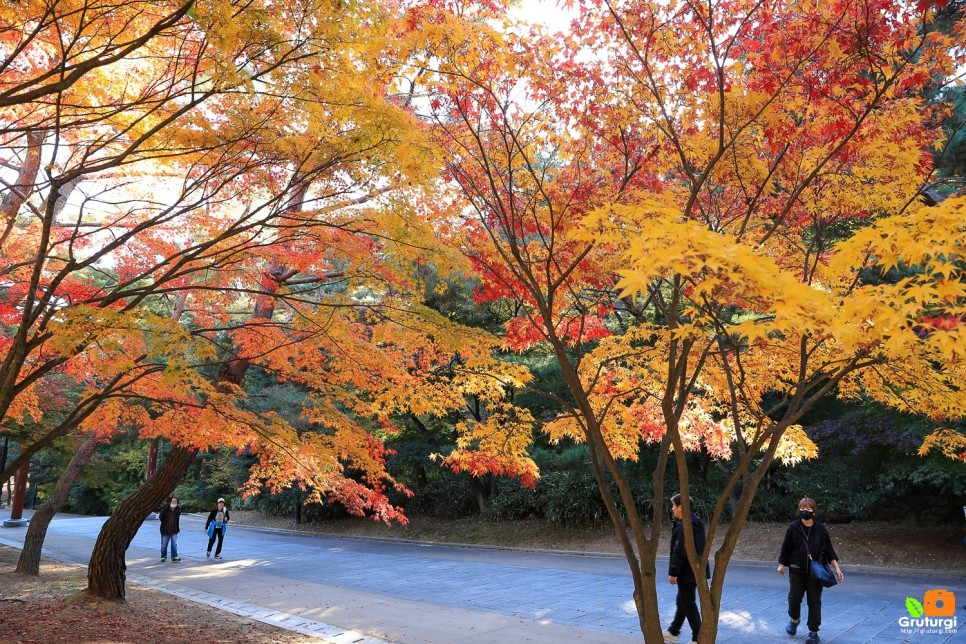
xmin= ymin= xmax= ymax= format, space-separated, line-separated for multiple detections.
xmin=669 ymin=582 xmax=701 ymax=639
xmin=788 ymin=571 xmax=823 ymax=632
xmin=207 ymin=527 xmax=225 ymax=555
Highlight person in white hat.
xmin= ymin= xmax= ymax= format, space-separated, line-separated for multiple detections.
xmin=205 ymin=497 xmax=230 ymax=559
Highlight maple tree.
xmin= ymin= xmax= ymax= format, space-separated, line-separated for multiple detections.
xmin=409 ymin=0 xmax=966 ymax=640
xmin=0 ymin=0 xmax=533 ymax=601
xmin=1 ymin=0 xmax=321 ymax=588
xmin=0 ymin=0 xmax=287 ymax=454
xmin=78 ymin=182 xmax=532 ymax=599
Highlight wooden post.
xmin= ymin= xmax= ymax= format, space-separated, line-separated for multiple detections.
xmin=147 ymin=439 xmax=158 ymax=479
xmin=0 ymin=436 xmax=8 ymax=507
xmin=3 ymin=459 xmax=30 ymax=527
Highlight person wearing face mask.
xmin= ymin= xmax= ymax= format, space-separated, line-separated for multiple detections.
xmin=777 ymin=497 xmax=844 ymax=643
xmin=158 ymin=496 xmax=182 ymax=562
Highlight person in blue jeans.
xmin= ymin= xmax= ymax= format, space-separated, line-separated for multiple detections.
xmin=205 ymin=497 xmax=230 ymax=559
xmin=664 ymin=494 xmax=709 ymax=644
xmin=158 ymin=496 xmax=181 ymax=562
xmin=777 ymin=498 xmax=845 ymax=644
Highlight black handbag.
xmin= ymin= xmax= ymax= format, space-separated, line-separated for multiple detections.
xmin=801 ymin=525 xmax=838 ymax=588
xmin=809 ymin=558 xmax=837 ymax=587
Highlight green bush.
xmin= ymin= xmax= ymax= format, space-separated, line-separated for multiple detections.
xmin=484 ymin=454 xmax=655 ymax=527
xmin=483 ymin=479 xmax=542 ymax=520
xmin=406 ymin=476 xmax=479 ymax=518
xmin=539 ymin=470 xmax=609 ymax=525
xmin=66 ymin=482 xmax=111 ymax=516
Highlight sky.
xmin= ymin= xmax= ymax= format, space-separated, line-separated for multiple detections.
xmin=508 ymin=0 xmax=574 ymax=32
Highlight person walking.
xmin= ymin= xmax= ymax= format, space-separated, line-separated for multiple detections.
xmin=205 ymin=497 xmax=230 ymax=559
xmin=777 ymin=497 xmax=845 ymax=644
xmin=158 ymin=496 xmax=181 ymax=562
xmin=664 ymin=493 xmax=709 ymax=644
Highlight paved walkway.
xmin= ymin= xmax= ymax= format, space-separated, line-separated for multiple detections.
xmin=0 ymin=508 xmax=964 ymax=643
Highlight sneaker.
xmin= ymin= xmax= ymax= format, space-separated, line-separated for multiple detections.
xmin=214 ymin=555 xmax=222 ymax=560
xmin=172 ymin=556 xmax=181 ymax=562
xmin=663 ymin=631 xmax=680 ymax=643
xmin=786 ymin=619 xmax=799 ymax=636
xmin=160 ymin=556 xmax=166 ymax=562
xmin=206 ymin=551 xmax=211 ymax=558
xmin=805 ymin=633 xmax=820 ymax=644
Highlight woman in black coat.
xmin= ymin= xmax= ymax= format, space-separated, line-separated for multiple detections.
xmin=777 ymin=498 xmax=844 ymax=644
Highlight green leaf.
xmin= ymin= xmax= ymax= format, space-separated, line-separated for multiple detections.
xmin=906 ymin=597 xmax=924 ymax=618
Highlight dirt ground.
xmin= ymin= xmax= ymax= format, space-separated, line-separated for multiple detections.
xmin=0 ymin=545 xmax=317 ymax=643
xmin=232 ymin=511 xmax=966 ymax=571
xmin=0 ymin=515 xmax=961 ymax=644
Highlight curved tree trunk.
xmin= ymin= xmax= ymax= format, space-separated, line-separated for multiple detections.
xmin=16 ymin=435 xmax=98 ymax=575
xmin=83 ymin=445 xmax=197 ymax=602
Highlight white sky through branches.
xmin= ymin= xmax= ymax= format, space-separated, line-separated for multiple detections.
xmin=510 ymin=0 xmax=573 ymax=32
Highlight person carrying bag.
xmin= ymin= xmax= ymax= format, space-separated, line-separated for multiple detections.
xmin=776 ymin=497 xmax=844 ymax=644
xmin=205 ymin=497 xmax=230 ymax=560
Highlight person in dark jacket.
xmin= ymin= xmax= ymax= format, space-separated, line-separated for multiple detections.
xmin=158 ymin=496 xmax=181 ymax=562
xmin=205 ymin=497 xmax=230 ymax=559
xmin=664 ymin=494 xmax=709 ymax=644
xmin=777 ymin=497 xmax=844 ymax=644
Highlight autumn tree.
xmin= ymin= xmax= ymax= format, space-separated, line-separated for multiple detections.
xmin=0 ymin=0 xmax=383 ymax=593
xmin=408 ymin=0 xmax=966 ymax=640
xmin=79 ymin=178 xmax=534 ymax=599
xmin=0 ymin=0 xmax=430 ymax=490
xmin=0 ymin=0 xmax=330 ymax=463
xmin=0 ymin=1 xmax=196 ymax=111
xmin=0 ymin=2 xmax=528 ymax=600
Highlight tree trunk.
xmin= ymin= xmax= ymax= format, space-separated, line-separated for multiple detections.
xmin=0 ymin=436 xmax=9 ymax=483
xmin=470 ymin=474 xmax=494 ymax=513
xmin=83 ymin=445 xmax=197 ymax=602
xmin=0 ymin=130 xmax=44 ymax=248
xmin=541 ymin=322 xmax=667 ymax=642
xmin=16 ymin=435 xmax=98 ymax=575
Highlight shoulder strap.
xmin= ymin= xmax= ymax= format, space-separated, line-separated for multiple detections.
xmin=799 ymin=524 xmax=814 ymax=561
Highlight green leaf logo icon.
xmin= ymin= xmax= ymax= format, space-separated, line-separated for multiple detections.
xmin=906 ymin=597 xmax=924 ymax=618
